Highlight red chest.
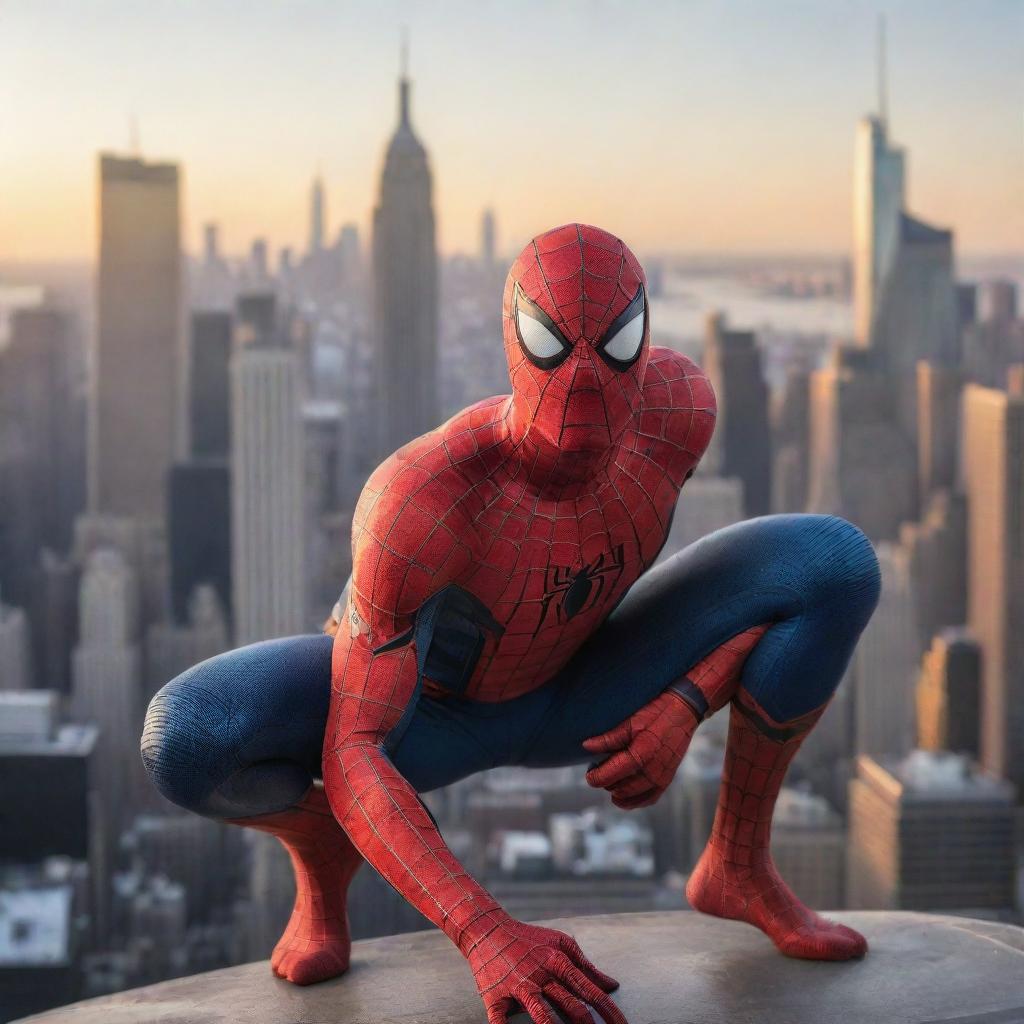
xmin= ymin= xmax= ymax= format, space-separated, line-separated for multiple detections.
xmin=448 ymin=468 xmax=679 ymax=701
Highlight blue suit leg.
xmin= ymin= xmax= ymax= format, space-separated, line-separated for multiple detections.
xmin=141 ymin=635 xmax=334 ymax=819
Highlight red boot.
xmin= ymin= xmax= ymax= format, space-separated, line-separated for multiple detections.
xmin=686 ymin=690 xmax=867 ymax=961
xmin=228 ymin=784 xmax=363 ymax=984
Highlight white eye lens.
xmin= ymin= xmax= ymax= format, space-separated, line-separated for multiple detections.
xmin=517 ymin=308 xmax=565 ymax=359
xmin=603 ymin=311 xmax=644 ymax=363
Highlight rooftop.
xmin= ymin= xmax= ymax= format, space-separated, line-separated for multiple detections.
xmin=14 ymin=911 xmax=1024 ymax=1024
xmin=860 ymin=749 xmax=1018 ymax=802
xmin=0 ymin=887 xmax=72 ymax=967
xmin=0 ymin=722 xmax=98 ymax=758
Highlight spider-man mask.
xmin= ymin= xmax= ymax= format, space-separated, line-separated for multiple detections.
xmin=502 ymin=223 xmax=649 ymax=454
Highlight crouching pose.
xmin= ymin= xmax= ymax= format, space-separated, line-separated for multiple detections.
xmin=143 ymin=224 xmax=880 ymax=1024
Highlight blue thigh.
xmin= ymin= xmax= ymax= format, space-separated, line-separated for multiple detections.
xmin=141 ymin=635 xmax=334 ymax=818
xmin=515 ymin=513 xmax=880 ymax=767
xmin=143 ymin=516 xmax=880 ymax=804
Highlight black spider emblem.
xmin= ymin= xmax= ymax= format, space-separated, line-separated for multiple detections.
xmin=535 ymin=546 xmax=625 ymax=634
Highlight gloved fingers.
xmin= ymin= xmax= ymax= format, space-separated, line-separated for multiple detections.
xmin=542 ymin=982 xmax=593 ymax=1024
xmin=609 ymin=772 xmax=656 ymax=800
xmin=582 ymin=720 xmax=631 ymax=754
xmin=585 ymin=749 xmax=639 ymax=789
xmin=612 ymin=787 xmax=660 ymax=810
xmin=557 ymin=939 xmax=619 ymax=992
xmin=520 ymin=990 xmax=558 ymax=1024
xmin=558 ymin=964 xmax=629 ymax=1024
xmin=487 ymin=997 xmax=514 ymax=1023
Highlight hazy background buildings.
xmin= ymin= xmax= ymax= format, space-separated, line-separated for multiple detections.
xmin=1 ymin=3 xmax=1022 ymax=1019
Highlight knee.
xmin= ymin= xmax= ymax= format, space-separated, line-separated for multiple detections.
xmin=141 ymin=668 xmax=224 ymax=814
xmin=797 ymin=515 xmax=881 ymax=624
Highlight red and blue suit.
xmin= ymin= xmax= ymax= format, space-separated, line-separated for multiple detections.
xmin=143 ymin=224 xmax=880 ymax=1024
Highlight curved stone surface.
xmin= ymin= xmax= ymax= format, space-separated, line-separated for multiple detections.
xmin=15 ymin=911 xmax=1024 ymax=1024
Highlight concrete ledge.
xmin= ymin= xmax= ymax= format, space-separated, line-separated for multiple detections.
xmin=15 ymin=911 xmax=1024 ymax=1024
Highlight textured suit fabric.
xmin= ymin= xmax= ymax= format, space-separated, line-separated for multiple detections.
xmin=142 ymin=513 xmax=879 ymax=819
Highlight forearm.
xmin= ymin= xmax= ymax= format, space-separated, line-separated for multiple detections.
xmin=324 ymin=740 xmax=508 ymax=952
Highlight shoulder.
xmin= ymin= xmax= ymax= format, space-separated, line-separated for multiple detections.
xmin=643 ymin=347 xmax=716 ymax=412
xmin=349 ymin=404 xmax=501 ymax=642
xmin=637 ymin=346 xmax=717 ymax=475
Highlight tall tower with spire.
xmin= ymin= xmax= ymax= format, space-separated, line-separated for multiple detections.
xmin=852 ymin=14 xmax=905 ymax=346
xmin=309 ymin=174 xmax=325 ymax=256
xmin=371 ymin=42 xmax=439 ymax=461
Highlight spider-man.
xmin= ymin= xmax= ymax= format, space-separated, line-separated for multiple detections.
xmin=143 ymin=224 xmax=880 ymax=1024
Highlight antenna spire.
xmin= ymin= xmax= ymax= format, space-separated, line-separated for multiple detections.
xmin=877 ymin=14 xmax=888 ymax=128
xmin=398 ymin=29 xmax=411 ymax=126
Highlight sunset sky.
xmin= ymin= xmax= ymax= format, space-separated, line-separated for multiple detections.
xmin=1 ymin=0 xmax=1021 ymax=263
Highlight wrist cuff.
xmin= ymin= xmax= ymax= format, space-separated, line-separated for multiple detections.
xmin=666 ymin=677 xmax=708 ymax=720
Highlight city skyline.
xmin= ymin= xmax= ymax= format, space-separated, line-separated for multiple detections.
xmin=2 ymin=0 xmax=1022 ymax=263
xmin=2 ymin=5 xmax=1024 ymax=1017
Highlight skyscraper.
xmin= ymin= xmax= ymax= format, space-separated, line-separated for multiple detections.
xmin=852 ymin=20 xmax=905 ymax=346
xmin=852 ymin=544 xmax=919 ymax=758
xmin=0 ymin=602 xmax=31 ymax=691
xmin=168 ymin=462 xmax=231 ymax=628
xmin=961 ymin=381 xmax=1024 ymax=790
xmin=249 ymin=238 xmax=269 ymax=282
xmin=963 ymin=283 xmax=1024 ymax=389
xmin=806 ymin=346 xmax=916 ymax=540
xmin=702 ymin=313 xmax=772 ymax=516
xmin=29 ymin=550 xmax=79 ymax=697
xmin=93 ymin=154 xmax=182 ymax=521
xmin=371 ymin=61 xmax=439 ymax=460
xmin=70 ymin=548 xmax=144 ymax=847
xmin=771 ymin=368 xmax=811 ymax=514
xmin=847 ymin=751 xmax=1016 ymax=911
xmin=188 ymin=311 xmax=232 ymax=459
xmin=850 ymin=27 xmax=957 ymax=439
xmin=916 ymin=628 xmax=981 ymax=758
xmin=309 ymin=175 xmax=325 ymax=256
xmin=480 ymin=208 xmax=497 ymax=270
xmin=230 ymin=295 xmax=307 ymax=644
xmin=871 ymin=215 xmax=959 ymax=438
xmin=654 ymin=476 xmax=744 ymax=566
xmin=0 ymin=306 xmax=85 ymax=606
xmin=916 ymin=361 xmax=961 ymax=505
xmin=5 ymin=307 xmax=82 ymax=552
xmin=976 ymin=279 xmax=1018 ymax=325
xmin=900 ymin=489 xmax=966 ymax=652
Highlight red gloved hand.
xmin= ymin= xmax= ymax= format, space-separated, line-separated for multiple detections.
xmin=583 ymin=626 xmax=770 ymax=809
xmin=465 ymin=917 xmax=627 ymax=1024
xmin=583 ymin=690 xmax=699 ymax=809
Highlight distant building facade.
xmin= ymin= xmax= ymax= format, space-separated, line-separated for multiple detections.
xmin=852 ymin=114 xmax=905 ymax=346
xmin=702 ymin=313 xmax=772 ymax=516
xmin=2 ymin=308 xmax=83 ymax=566
xmin=92 ymin=154 xmax=182 ymax=521
xmin=961 ymin=382 xmax=1024 ymax=791
xmin=852 ymin=544 xmax=919 ymax=759
xmin=168 ymin=462 xmax=231 ymax=629
xmin=0 ymin=603 xmax=32 ymax=691
xmin=188 ymin=311 xmax=232 ymax=459
xmin=70 ymin=549 xmax=144 ymax=847
xmin=847 ymin=751 xmax=1016 ymax=911
xmin=771 ymin=368 xmax=811 ymax=514
xmin=0 ymin=692 xmax=98 ymax=864
xmin=371 ymin=70 xmax=439 ymax=461
xmin=916 ymin=628 xmax=981 ymax=757
xmin=916 ymin=361 xmax=961 ymax=504
xmin=230 ymin=296 xmax=307 ymax=644
xmin=807 ymin=346 xmax=915 ymax=540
